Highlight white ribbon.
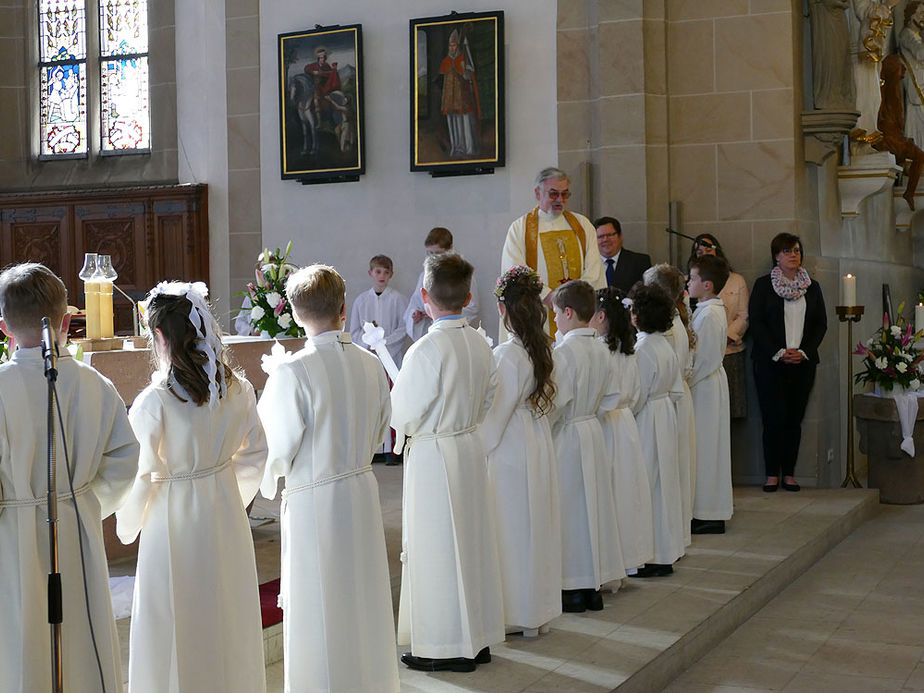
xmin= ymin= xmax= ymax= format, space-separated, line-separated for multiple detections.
xmin=892 ymin=390 xmax=921 ymax=456
xmin=361 ymin=321 xmax=399 ymax=382
xmin=260 ymin=339 xmax=291 ymax=375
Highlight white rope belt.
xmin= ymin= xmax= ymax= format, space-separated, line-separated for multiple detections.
xmin=411 ymin=425 xmax=477 ymax=443
xmin=283 ymin=465 xmax=373 ymax=499
xmin=152 ymin=458 xmax=231 ymax=483
xmin=0 ymin=484 xmax=91 ymax=509
xmin=647 ymin=393 xmax=670 ymax=401
xmin=567 ymin=414 xmax=597 ymax=425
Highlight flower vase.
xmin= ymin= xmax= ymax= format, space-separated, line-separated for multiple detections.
xmin=260 ymin=330 xmax=271 ymax=338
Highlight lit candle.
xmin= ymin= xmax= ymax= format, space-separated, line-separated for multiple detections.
xmin=99 ymin=282 xmax=114 ymax=339
xmin=84 ymin=281 xmax=101 ymax=340
xmin=841 ymin=274 xmax=856 ymax=307
xmin=916 ymin=303 xmax=924 ymax=335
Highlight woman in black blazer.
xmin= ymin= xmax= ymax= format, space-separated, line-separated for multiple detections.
xmin=749 ymin=233 xmax=827 ymax=492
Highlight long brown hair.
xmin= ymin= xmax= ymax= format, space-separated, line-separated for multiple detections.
xmin=497 ymin=266 xmax=556 ymax=415
xmin=146 ymin=293 xmax=236 ymax=406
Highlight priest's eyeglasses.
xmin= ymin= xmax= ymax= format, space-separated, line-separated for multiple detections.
xmin=546 ymin=190 xmax=571 ymax=200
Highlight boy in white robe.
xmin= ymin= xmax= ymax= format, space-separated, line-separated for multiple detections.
xmin=349 ymin=254 xmax=409 ymax=462
xmin=258 ymin=264 xmax=399 ymax=693
xmin=349 ymin=254 xmax=409 ymax=368
xmin=0 ymin=263 xmax=139 ymax=693
xmin=391 ymin=252 xmax=504 ymax=672
xmin=688 ymin=255 xmax=733 ymax=534
xmin=403 ymin=227 xmax=480 ymax=340
xmin=549 ymin=280 xmax=623 ymax=613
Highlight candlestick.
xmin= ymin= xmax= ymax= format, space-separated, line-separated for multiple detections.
xmin=836 ymin=305 xmax=864 ymax=488
xmin=916 ymin=303 xmax=924 ymax=335
xmin=842 ymin=274 xmax=857 ymax=307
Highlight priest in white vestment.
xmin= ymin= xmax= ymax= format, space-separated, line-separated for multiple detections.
xmin=259 ymin=265 xmax=400 ymax=693
xmin=391 ymin=252 xmax=504 ymax=671
xmin=0 ymin=263 xmax=140 ymax=693
xmin=501 ymin=167 xmax=606 ymax=341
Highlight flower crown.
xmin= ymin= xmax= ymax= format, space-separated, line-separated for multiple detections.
xmin=495 ymin=265 xmax=543 ymax=301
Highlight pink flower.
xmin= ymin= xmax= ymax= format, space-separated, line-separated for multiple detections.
xmin=883 ymin=312 xmax=891 ymax=329
xmin=247 ymin=282 xmax=256 ymax=298
xmin=255 ymin=268 xmax=265 ymax=287
xmin=854 ymin=342 xmax=868 ymax=356
xmin=274 ymin=298 xmax=287 ymax=316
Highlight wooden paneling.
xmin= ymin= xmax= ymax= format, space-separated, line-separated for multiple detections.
xmin=0 ymin=184 xmax=208 ymax=334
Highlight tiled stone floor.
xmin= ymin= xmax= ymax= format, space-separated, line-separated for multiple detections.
xmin=113 ymin=465 xmax=915 ymax=692
xmin=664 ymin=502 xmax=924 ymax=693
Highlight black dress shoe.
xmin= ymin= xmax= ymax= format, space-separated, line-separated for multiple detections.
xmin=385 ymin=452 xmax=402 ymax=466
xmin=474 ymin=647 xmax=491 ymax=664
xmin=630 ymin=563 xmax=674 ymax=578
xmin=583 ymin=589 xmax=604 ymax=611
xmin=691 ymin=519 xmax=726 ymax=535
xmin=372 ymin=453 xmax=388 ymax=464
xmin=400 ymin=653 xmax=476 ymax=672
xmin=763 ymin=482 xmax=778 ymax=493
xmin=781 ymin=480 xmax=800 ymax=492
xmin=562 ymin=589 xmax=586 ymax=612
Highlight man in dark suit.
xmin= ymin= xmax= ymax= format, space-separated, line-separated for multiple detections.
xmin=594 ymin=216 xmax=651 ymax=292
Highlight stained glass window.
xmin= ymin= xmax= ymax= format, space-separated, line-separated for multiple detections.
xmin=39 ymin=0 xmax=88 ymax=156
xmin=99 ymin=0 xmax=150 ymax=151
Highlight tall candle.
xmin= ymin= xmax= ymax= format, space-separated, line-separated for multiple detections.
xmin=99 ymin=282 xmax=114 ymax=338
xmin=916 ymin=303 xmax=924 ymax=335
xmin=84 ymin=281 xmax=101 ymax=340
xmin=842 ymin=274 xmax=856 ymax=307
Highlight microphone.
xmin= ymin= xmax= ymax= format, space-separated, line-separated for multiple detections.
xmin=41 ymin=317 xmax=57 ymax=380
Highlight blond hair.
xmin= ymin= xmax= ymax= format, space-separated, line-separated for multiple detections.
xmin=0 ymin=263 xmax=68 ymax=340
xmin=286 ymin=264 xmax=346 ymax=324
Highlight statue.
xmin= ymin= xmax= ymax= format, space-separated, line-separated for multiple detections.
xmin=850 ymin=0 xmax=899 ymax=137
xmin=873 ymin=54 xmax=924 ymax=209
xmin=899 ymin=1 xmax=924 ymax=148
xmin=810 ymin=0 xmax=857 ymax=110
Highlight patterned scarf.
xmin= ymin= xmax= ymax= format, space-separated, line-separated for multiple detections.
xmin=770 ymin=265 xmax=811 ymax=301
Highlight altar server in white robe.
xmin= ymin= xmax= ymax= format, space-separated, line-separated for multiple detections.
xmin=480 ymin=265 xmax=562 ymax=637
xmin=629 ymin=282 xmax=686 ymax=577
xmin=549 ymin=280 xmax=624 ymax=613
xmin=591 ymin=287 xmax=655 ymax=571
xmin=687 ymin=256 xmax=733 ymax=534
xmin=116 ymin=282 xmax=267 ymax=693
xmin=258 ymin=264 xmax=399 ymax=693
xmin=349 ymin=254 xmax=409 ymax=368
xmin=403 ymin=227 xmax=480 ymax=340
xmin=0 ymin=263 xmax=139 ymax=693
xmin=391 ymin=252 xmax=504 ymax=672
xmin=644 ymin=264 xmax=696 ymax=547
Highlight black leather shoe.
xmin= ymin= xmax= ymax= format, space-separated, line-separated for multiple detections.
xmin=691 ymin=519 xmax=726 ymax=535
xmin=385 ymin=452 xmax=402 ymax=466
xmin=762 ymin=482 xmax=778 ymax=492
xmin=583 ymin=589 xmax=604 ymax=611
xmin=630 ymin=563 xmax=674 ymax=578
xmin=372 ymin=453 xmax=388 ymax=464
xmin=562 ymin=589 xmax=586 ymax=612
xmin=474 ymin=647 xmax=491 ymax=664
xmin=400 ymin=653 xmax=476 ymax=672
xmin=781 ymin=480 xmax=800 ymax=492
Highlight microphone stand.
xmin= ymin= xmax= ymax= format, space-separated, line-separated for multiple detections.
xmin=42 ymin=317 xmax=64 ymax=693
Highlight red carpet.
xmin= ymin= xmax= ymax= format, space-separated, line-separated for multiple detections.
xmin=259 ymin=578 xmax=283 ymax=628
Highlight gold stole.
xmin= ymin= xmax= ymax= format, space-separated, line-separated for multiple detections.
xmin=524 ymin=206 xmax=586 ymax=336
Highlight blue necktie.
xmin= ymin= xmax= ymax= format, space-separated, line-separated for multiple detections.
xmin=606 ymin=258 xmax=615 ymax=287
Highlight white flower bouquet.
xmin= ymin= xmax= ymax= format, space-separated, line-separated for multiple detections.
xmin=854 ymin=303 xmax=924 ymax=393
xmin=241 ymin=242 xmax=304 ymax=339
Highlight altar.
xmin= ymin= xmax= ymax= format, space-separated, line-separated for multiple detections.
xmin=81 ymin=335 xmax=305 ymax=407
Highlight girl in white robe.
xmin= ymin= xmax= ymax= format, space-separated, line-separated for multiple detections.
xmin=116 ymin=282 xmax=268 ymax=693
xmin=644 ymin=264 xmax=696 ymax=547
xmin=258 ymin=265 xmax=399 ymax=692
xmin=591 ymin=287 xmax=654 ymax=571
xmin=549 ymin=281 xmax=624 ymax=611
xmin=480 ymin=266 xmax=562 ymax=636
xmin=629 ymin=283 xmax=686 ymax=575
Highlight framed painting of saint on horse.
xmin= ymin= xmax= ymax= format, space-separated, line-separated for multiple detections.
xmin=409 ymin=11 xmax=505 ymax=175
xmin=278 ymin=24 xmax=364 ymax=182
